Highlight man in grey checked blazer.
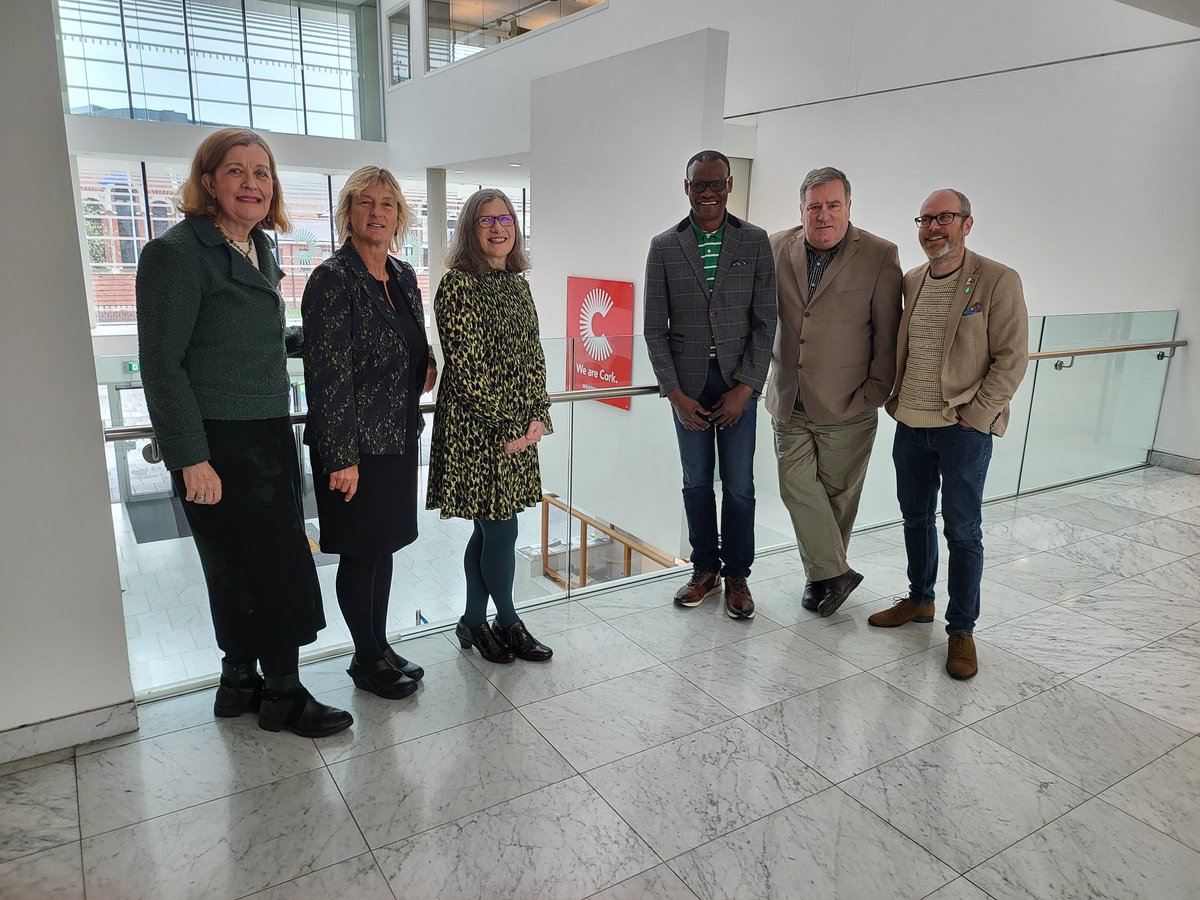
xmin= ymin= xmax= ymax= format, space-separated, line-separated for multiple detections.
xmin=644 ymin=150 xmax=777 ymax=619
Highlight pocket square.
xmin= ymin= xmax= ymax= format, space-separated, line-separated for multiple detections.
xmin=961 ymin=302 xmax=982 ymax=317
xmin=731 ymin=259 xmax=748 ymax=267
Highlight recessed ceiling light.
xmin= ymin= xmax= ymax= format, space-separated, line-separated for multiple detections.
xmin=508 ymin=163 xmax=522 ymax=168
xmin=452 ymin=169 xmax=464 ymax=174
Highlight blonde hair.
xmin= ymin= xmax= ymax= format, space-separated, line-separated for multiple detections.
xmin=334 ymin=166 xmax=412 ymax=253
xmin=445 ymin=189 xmax=528 ymax=274
xmin=177 ymin=128 xmax=291 ymax=232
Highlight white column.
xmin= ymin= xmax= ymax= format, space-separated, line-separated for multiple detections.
xmin=0 ymin=1 xmax=135 ymax=759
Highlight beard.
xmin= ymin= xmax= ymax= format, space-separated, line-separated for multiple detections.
xmin=922 ymin=236 xmax=960 ymax=262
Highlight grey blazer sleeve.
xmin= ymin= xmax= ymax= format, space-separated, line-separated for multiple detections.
xmin=643 ymin=236 xmax=681 ymax=396
xmin=731 ymin=229 xmax=777 ymax=393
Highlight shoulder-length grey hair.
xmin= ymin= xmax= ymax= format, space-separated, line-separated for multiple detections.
xmin=445 ymin=189 xmax=528 ymax=274
xmin=334 ymin=166 xmax=413 ymax=253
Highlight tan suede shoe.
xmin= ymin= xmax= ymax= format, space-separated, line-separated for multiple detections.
xmin=946 ymin=634 xmax=978 ymax=680
xmin=868 ymin=595 xmax=935 ymax=628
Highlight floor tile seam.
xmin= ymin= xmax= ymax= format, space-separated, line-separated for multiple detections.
xmin=1043 ymin=541 xmax=1185 ymax=578
xmin=1090 ymin=792 xmax=1200 ymax=855
xmin=820 ymin=783 xmax=969 ymax=877
xmin=576 ymin=867 xmax=703 ymax=900
xmin=324 ymin=753 xmax=385 ymax=862
xmin=957 ymin=791 xmax=1164 ymax=884
xmin=729 ymin=667 xmax=866 ymax=717
xmin=75 ymin=739 xmax=329 ymax=826
xmin=968 ymin=626 xmax=1146 ymax=680
xmin=811 ymin=719 xmax=973 ymax=788
xmin=0 ymin=835 xmax=83 ymax=869
xmin=567 ymin=777 xmax=669 ymax=893
xmin=1066 ymin=674 xmax=1200 ymax=736
xmin=76 ymin=766 xmax=351 ymax=844
xmin=315 ymin=704 xmax=519 ymax=768
xmin=868 ymin=651 xmax=1065 ymax=726
xmin=365 ymin=771 xmax=629 ymax=855
xmin=611 ymin=614 xmax=788 ymax=665
xmin=514 ymin=696 xmax=741 ymax=776
xmin=578 ymin=763 xmax=808 ymax=866
xmin=1058 ymin=601 xmax=1200 ymax=643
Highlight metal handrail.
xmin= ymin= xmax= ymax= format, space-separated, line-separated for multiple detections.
xmin=101 ymin=338 xmax=1186 ymax=445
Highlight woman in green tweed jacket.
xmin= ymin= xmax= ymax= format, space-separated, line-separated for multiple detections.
xmin=426 ymin=189 xmax=555 ymax=664
xmin=136 ymin=128 xmax=350 ymax=739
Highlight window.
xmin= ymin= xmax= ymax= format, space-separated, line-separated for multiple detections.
xmin=389 ymin=5 xmax=411 ymax=85
xmin=53 ymin=0 xmax=382 ymax=138
xmin=425 ymin=0 xmax=603 ymax=72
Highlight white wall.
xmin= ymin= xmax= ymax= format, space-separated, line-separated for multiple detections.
xmin=386 ymin=0 xmax=1196 ymax=170
xmin=0 ymin=2 xmax=133 ymax=734
xmin=529 ymin=30 xmax=730 ymax=558
xmin=747 ymin=40 xmax=1200 ymax=458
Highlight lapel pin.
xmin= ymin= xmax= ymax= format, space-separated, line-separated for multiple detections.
xmin=964 ymin=274 xmax=977 ymax=295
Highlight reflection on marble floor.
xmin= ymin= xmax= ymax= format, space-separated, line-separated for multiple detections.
xmin=3 ymin=468 xmax=1199 ymax=898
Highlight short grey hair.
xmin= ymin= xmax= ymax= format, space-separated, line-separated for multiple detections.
xmin=942 ymin=188 xmax=971 ymax=217
xmin=800 ymin=167 xmax=851 ymax=205
xmin=445 ymin=189 xmax=529 ymax=274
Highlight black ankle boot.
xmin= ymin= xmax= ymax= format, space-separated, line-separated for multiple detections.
xmin=490 ymin=619 xmax=553 ymax=662
xmin=347 ymin=654 xmax=418 ymax=699
xmin=259 ymin=673 xmax=353 ymax=738
xmin=455 ymin=617 xmax=515 ymax=663
xmin=214 ymin=660 xmax=264 ymax=718
xmin=382 ymin=645 xmax=424 ymax=682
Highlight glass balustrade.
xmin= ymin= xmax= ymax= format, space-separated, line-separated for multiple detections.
xmin=97 ymin=312 xmax=1184 ymax=697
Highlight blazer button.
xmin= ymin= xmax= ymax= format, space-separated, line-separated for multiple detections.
xmin=804 ymin=312 xmax=811 ymax=317
xmin=709 ymin=310 xmax=716 ymax=319
xmin=799 ymin=338 xmax=806 ymax=344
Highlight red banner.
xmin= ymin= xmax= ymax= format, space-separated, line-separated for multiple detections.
xmin=565 ymin=276 xmax=635 ymax=411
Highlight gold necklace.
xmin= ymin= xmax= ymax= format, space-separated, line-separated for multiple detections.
xmin=214 ymin=220 xmax=253 ymax=259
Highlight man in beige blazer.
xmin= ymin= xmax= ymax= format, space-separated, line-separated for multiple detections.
xmin=766 ymin=167 xmax=902 ymax=618
xmin=871 ymin=188 xmax=1029 ymax=681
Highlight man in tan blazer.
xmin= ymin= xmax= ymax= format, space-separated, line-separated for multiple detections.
xmin=870 ymin=188 xmax=1029 ymax=681
xmin=766 ymin=167 xmax=902 ymax=618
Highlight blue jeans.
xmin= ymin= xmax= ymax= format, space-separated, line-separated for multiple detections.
xmin=673 ymin=361 xmax=758 ymax=578
xmin=893 ymin=422 xmax=993 ymax=635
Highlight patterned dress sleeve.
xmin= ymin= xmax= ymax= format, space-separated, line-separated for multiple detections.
xmin=520 ymin=278 xmax=552 ymax=435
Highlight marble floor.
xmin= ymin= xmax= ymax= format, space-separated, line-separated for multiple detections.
xmin=3 ymin=466 xmax=1200 ymax=899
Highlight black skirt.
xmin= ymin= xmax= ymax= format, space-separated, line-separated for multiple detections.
xmin=309 ymin=445 xmax=418 ymax=557
xmin=172 ymin=417 xmax=324 ymax=656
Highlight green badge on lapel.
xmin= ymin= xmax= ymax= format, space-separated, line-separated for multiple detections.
xmin=964 ymin=275 xmax=977 ymax=295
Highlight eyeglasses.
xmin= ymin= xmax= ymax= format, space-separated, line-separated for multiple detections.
xmin=914 ymin=211 xmax=968 ymax=227
xmin=477 ymin=214 xmax=515 ymax=228
xmin=687 ymin=179 xmax=729 ymax=193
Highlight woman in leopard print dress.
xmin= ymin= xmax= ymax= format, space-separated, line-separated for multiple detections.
xmin=427 ymin=189 xmax=555 ymax=664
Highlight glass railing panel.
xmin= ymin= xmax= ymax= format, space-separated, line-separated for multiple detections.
xmin=1019 ymin=311 xmax=1178 ymax=491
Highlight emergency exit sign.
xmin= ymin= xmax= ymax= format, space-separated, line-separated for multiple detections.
xmin=125 ymin=361 xmax=140 ymax=374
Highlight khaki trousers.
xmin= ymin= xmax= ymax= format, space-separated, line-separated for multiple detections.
xmin=772 ymin=406 xmax=877 ymax=581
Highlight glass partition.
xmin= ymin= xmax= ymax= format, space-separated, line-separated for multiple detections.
xmin=99 ymin=314 xmax=1184 ymax=697
xmin=1018 ymin=311 xmax=1178 ymax=491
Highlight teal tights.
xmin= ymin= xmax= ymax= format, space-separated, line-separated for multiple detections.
xmin=463 ymin=516 xmax=520 ymax=629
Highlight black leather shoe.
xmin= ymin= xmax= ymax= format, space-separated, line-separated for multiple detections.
xmin=347 ymin=654 xmax=418 ymax=699
xmin=817 ymin=568 xmax=864 ymax=618
xmin=382 ymin=646 xmax=424 ymax=682
xmin=259 ymin=673 xmax=353 ymax=738
xmin=800 ymin=582 xmax=821 ymax=612
xmin=213 ymin=660 xmax=263 ymax=718
xmin=456 ymin=617 xmax=515 ymax=663
xmin=490 ymin=619 xmax=553 ymax=661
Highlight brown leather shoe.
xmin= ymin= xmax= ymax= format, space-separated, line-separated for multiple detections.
xmin=817 ymin=568 xmax=863 ymax=618
xmin=674 ymin=571 xmax=721 ymax=608
xmin=867 ymin=595 xmax=935 ymax=628
xmin=724 ymin=576 xmax=755 ymax=619
xmin=801 ymin=582 xmax=820 ymax=611
xmin=946 ymin=633 xmax=978 ymax=680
